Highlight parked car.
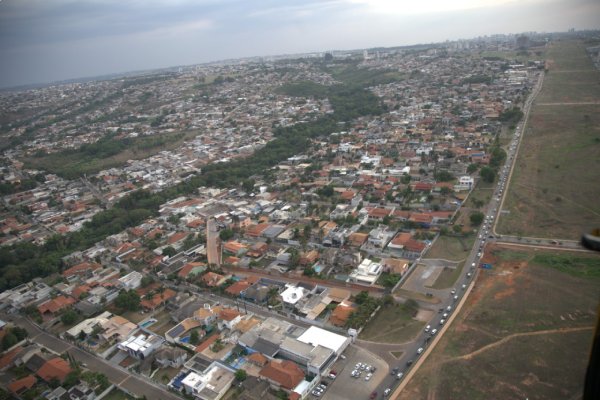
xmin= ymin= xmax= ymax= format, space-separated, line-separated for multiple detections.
xmin=417 ymin=347 xmax=424 ymax=354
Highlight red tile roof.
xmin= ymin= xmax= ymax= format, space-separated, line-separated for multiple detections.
xmin=62 ymin=262 xmax=101 ymax=277
xmin=225 ymin=281 xmax=251 ymax=296
xmin=0 ymin=346 xmax=23 ymax=370
xmin=218 ymin=308 xmax=241 ymax=322
xmin=37 ymin=296 xmax=76 ymax=315
xmin=259 ymin=360 xmax=304 ymax=390
xmin=8 ymin=374 xmax=36 ymax=394
xmin=37 ymin=357 xmax=72 ymax=383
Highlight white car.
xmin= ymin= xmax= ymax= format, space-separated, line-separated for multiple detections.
xmin=430 ymin=328 xmax=438 ymax=335
xmin=424 ymin=325 xmax=431 ymax=333
xmin=417 ymin=347 xmax=424 ymax=355
xmin=365 ymin=373 xmax=373 ymax=381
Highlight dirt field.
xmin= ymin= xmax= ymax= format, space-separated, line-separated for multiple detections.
xmin=398 ymin=245 xmax=600 ymax=400
xmin=497 ymin=40 xmax=600 ymax=239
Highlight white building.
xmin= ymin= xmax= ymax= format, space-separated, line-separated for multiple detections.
xmin=454 ymin=175 xmax=475 ymax=192
xmin=118 ymin=271 xmax=143 ymax=290
xmin=349 ymin=259 xmax=383 ymax=285
xmin=118 ymin=334 xmax=163 ymax=359
xmin=280 ymin=285 xmax=308 ymax=307
xmin=297 ymin=326 xmax=351 ymax=356
xmin=180 ymin=362 xmax=235 ymax=400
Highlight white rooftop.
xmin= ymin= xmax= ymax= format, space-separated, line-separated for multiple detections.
xmin=280 ymin=285 xmax=306 ymax=305
xmin=297 ymin=326 xmax=348 ymax=354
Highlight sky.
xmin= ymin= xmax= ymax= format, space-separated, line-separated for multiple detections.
xmin=0 ymin=0 xmax=599 ymax=88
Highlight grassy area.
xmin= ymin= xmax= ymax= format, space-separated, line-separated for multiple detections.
xmin=399 ymin=247 xmax=599 ymax=400
xmin=395 ymin=288 xmax=441 ymax=304
xmin=497 ymin=40 xmax=600 ymax=240
xmin=24 ymin=130 xmax=198 ymax=179
xmin=428 ymin=261 xmax=464 ymax=290
xmin=463 ymin=180 xmax=495 ymax=209
xmin=360 ymin=303 xmax=426 ymax=344
xmin=425 ymin=234 xmax=475 ymax=261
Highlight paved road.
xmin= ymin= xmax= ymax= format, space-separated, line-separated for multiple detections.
xmin=4 ymin=314 xmax=182 ymax=400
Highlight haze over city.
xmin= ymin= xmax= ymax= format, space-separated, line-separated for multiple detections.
xmin=1 ymin=0 xmax=600 ymax=88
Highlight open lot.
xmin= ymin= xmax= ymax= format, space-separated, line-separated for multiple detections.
xmin=323 ymin=345 xmax=388 ymax=400
xmin=497 ymin=40 xmax=600 ymax=239
xmin=424 ymin=234 xmax=475 ymax=261
xmin=360 ymin=303 xmax=425 ymax=344
xmin=398 ymin=245 xmax=600 ymax=400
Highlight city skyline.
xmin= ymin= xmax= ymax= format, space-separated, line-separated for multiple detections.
xmin=1 ymin=0 xmax=599 ymax=88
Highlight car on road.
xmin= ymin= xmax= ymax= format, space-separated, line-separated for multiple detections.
xmin=467 ymin=272 xmax=472 ymax=278
xmin=365 ymin=372 xmax=373 ymax=381
xmin=406 ymin=359 xmax=414 ymax=367
xmin=384 ymin=388 xmax=392 ymax=397
xmin=430 ymin=328 xmax=438 ymax=335
xmin=417 ymin=347 xmax=424 ymax=354
xmin=391 ymin=367 xmax=399 ymax=376
xmin=396 ymin=372 xmax=404 ymax=380
xmin=424 ymin=325 xmax=431 ymax=333
xmin=440 ymin=319 xmax=446 ymax=325
xmin=442 ymin=313 xmax=448 ymax=318
xmin=450 ymin=289 xmax=456 ymax=295
xmin=446 ymin=305 xmax=452 ymax=311
xmin=462 ymin=284 xmax=467 ymax=290
xmin=370 ymin=391 xmax=378 ymax=399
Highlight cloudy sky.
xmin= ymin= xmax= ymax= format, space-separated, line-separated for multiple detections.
xmin=1 ymin=0 xmax=599 ymax=88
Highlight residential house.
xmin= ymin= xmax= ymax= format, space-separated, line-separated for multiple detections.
xmin=349 ymin=258 xmax=383 ymax=285
xmin=37 ymin=295 xmax=76 ymax=318
xmin=8 ymin=375 xmax=36 ymax=395
xmin=259 ymin=360 xmax=304 ymax=392
xmin=154 ymin=347 xmax=188 ymax=368
xmin=36 ymin=357 xmax=72 ymax=384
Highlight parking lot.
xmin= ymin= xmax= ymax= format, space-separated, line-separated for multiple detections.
xmin=322 ymin=345 xmax=388 ymax=400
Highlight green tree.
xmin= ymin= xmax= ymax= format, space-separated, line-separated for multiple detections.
xmin=467 ymin=163 xmax=478 ymax=173
xmin=219 ymin=229 xmax=234 ymax=241
xmin=63 ymin=371 xmax=80 ymax=388
xmin=479 ymin=166 xmax=495 ymax=183
xmin=235 ymin=369 xmax=247 ymax=381
xmin=1 ymin=332 xmax=18 ymax=350
xmin=190 ymin=330 xmax=200 ymax=345
xmin=162 ymin=246 xmax=177 ymax=257
xmin=242 ymin=178 xmax=255 ymax=193
xmin=434 ymin=170 xmax=454 ymax=182
xmin=470 ymin=211 xmax=485 ymax=226
xmin=114 ymin=290 xmax=140 ymax=311
xmin=61 ymin=309 xmax=79 ymax=325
